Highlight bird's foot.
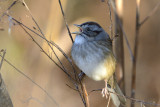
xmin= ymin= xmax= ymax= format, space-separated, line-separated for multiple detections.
xmin=101 ymin=87 xmax=109 ymax=99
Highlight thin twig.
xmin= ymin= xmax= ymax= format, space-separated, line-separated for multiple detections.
xmin=107 ymin=0 xmax=113 ymax=39
xmin=20 ymin=23 xmax=75 ymax=82
xmin=5 ymin=13 xmax=86 ymax=106
xmin=0 ymin=54 xmax=59 ymax=106
xmin=18 ymin=19 xmax=87 ymax=106
xmin=131 ymin=1 xmax=141 ymax=107
xmin=23 ymin=96 xmax=46 ymax=107
xmin=19 ymin=22 xmax=85 ymax=105
xmin=0 ymin=49 xmax=6 ymax=70
xmin=4 ymin=14 xmax=75 ymax=75
xmin=110 ymin=0 xmax=134 ymax=62
xmin=66 ymin=84 xmax=78 ymax=92
xmin=4 ymin=14 xmax=75 ymax=80
xmin=4 ymin=15 xmax=85 ymax=103
xmin=0 ymin=0 xmax=18 ymax=21
xmin=83 ymin=84 xmax=89 ymax=107
xmin=108 ymin=0 xmax=126 ymax=94
xmin=6 ymin=14 xmax=72 ymax=64
xmin=139 ymin=1 xmax=160 ymax=26
xmin=58 ymin=0 xmax=87 ymax=106
xmin=58 ymin=0 xmax=74 ymax=43
xmin=89 ymin=89 xmax=160 ymax=106
xmin=21 ymin=0 xmax=68 ymax=74
xmin=3 ymin=2 xmax=86 ymax=106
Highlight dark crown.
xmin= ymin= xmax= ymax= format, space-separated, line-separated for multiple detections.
xmin=80 ymin=21 xmax=102 ymax=28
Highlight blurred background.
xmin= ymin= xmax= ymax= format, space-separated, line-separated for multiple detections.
xmin=0 ymin=0 xmax=160 ymax=107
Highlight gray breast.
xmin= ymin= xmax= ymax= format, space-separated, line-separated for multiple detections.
xmin=71 ymin=41 xmax=108 ymax=73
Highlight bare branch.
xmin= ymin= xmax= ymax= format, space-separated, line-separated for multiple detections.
xmin=4 ymin=14 xmax=75 ymax=79
xmin=21 ymin=0 xmax=68 ymax=75
xmin=107 ymin=0 xmax=113 ymax=39
xmin=23 ymin=96 xmax=46 ymax=107
xmin=0 ymin=49 xmax=6 ymax=70
xmin=12 ymin=15 xmax=86 ymax=106
xmin=4 ymin=15 xmax=87 ymax=105
xmin=58 ymin=1 xmax=88 ymax=106
xmin=89 ymin=89 xmax=160 ymax=106
xmin=83 ymin=84 xmax=89 ymax=107
xmin=131 ymin=1 xmax=141 ymax=107
xmin=20 ymin=23 xmax=75 ymax=82
xmin=0 ymin=0 xmax=18 ymax=21
xmin=110 ymin=0 xmax=134 ymax=62
xmin=0 ymin=54 xmax=59 ymax=106
xmin=139 ymin=1 xmax=160 ymax=26
xmin=58 ymin=0 xmax=74 ymax=43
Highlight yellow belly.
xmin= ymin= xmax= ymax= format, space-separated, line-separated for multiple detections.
xmin=83 ymin=53 xmax=116 ymax=81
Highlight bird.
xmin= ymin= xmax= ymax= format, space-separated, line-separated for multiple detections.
xmin=71 ymin=21 xmax=126 ymax=107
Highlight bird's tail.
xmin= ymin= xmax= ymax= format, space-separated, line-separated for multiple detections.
xmin=107 ymin=76 xmax=126 ymax=107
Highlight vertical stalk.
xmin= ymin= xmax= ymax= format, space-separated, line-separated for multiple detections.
xmin=114 ymin=0 xmax=125 ymax=95
xmin=131 ymin=0 xmax=140 ymax=107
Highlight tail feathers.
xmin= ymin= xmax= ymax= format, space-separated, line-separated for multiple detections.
xmin=107 ymin=77 xmax=126 ymax=107
xmin=107 ymin=87 xmax=121 ymax=107
xmin=114 ymin=82 xmax=126 ymax=106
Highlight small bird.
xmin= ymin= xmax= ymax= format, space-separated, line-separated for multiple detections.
xmin=71 ymin=21 xmax=126 ymax=107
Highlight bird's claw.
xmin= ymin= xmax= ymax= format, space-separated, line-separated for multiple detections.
xmin=101 ymin=87 xmax=109 ymax=99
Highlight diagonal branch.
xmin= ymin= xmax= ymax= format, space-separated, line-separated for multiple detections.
xmin=0 ymin=0 xmax=18 ymax=21
xmin=58 ymin=0 xmax=87 ymax=106
xmin=139 ymin=1 xmax=160 ymax=26
xmin=0 ymin=50 xmax=6 ymax=70
xmin=3 ymin=2 xmax=86 ymax=106
xmin=21 ymin=0 xmax=68 ymax=75
xmin=58 ymin=0 xmax=74 ymax=43
xmin=0 ymin=54 xmax=59 ymax=106
xmin=17 ymin=18 xmax=86 ymax=107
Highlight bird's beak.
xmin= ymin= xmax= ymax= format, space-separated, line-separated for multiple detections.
xmin=72 ymin=24 xmax=83 ymax=34
xmin=74 ymin=24 xmax=81 ymax=28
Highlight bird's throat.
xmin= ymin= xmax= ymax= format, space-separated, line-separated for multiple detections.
xmin=74 ymin=35 xmax=86 ymax=44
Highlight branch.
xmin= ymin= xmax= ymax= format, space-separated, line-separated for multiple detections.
xmin=89 ymin=89 xmax=160 ymax=106
xmin=0 ymin=54 xmax=59 ymax=106
xmin=0 ymin=49 xmax=6 ymax=70
xmin=2 ymin=1 xmax=86 ymax=106
xmin=0 ymin=0 xmax=18 ymax=21
xmin=11 ymin=14 xmax=86 ymax=106
xmin=107 ymin=0 xmax=114 ymax=39
xmin=110 ymin=0 xmax=134 ymax=62
xmin=58 ymin=0 xmax=74 ymax=43
xmin=20 ymin=23 xmax=75 ymax=82
xmin=139 ymin=1 xmax=160 ymax=26
xmin=5 ymin=14 xmax=74 ymax=79
xmin=131 ymin=0 xmax=141 ymax=106
xmin=58 ymin=0 xmax=87 ymax=106
xmin=23 ymin=96 xmax=46 ymax=107
xmin=21 ymin=0 xmax=68 ymax=76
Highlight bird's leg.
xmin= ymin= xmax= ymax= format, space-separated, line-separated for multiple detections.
xmin=101 ymin=80 xmax=109 ymax=98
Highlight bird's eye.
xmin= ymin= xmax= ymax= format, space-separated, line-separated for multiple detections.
xmin=86 ymin=27 xmax=90 ymax=31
